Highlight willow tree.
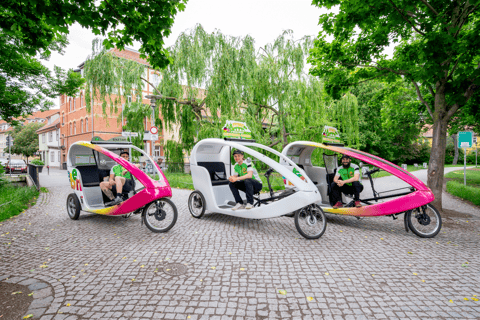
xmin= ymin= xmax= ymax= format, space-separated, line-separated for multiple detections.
xmin=84 ymin=25 xmax=359 ymax=161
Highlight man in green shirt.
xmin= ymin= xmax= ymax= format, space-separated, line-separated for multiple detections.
xmin=100 ymin=151 xmax=140 ymax=206
xmin=228 ymin=149 xmax=263 ymax=210
xmin=331 ymin=154 xmax=363 ymax=208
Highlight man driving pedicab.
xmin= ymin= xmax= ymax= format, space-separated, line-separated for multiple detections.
xmin=228 ymin=149 xmax=263 ymax=210
xmin=100 ymin=151 xmax=140 ymax=206
xmin=331 ymin=154 xmax=363 ymax=209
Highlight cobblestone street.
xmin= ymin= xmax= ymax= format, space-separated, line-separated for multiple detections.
xmin=1 ymin=172 xmax=479 ymax=319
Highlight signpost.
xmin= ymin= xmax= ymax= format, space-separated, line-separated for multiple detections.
xmin=458 ymin=131 xmax=473 ymax=186
xmin=121 ymin=132 xmax=139 ymax=138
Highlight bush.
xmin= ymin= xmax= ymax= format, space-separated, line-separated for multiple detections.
xmin=31 ymin=159 xmax=45 ymax=166
xmin=445 ymin=142 xmax=465 ymax=164
xmin=466 ymin=151 xmax=478 ymax=165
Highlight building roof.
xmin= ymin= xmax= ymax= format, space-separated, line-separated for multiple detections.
xmin=36 ymin=118 xmax=60 ymax=134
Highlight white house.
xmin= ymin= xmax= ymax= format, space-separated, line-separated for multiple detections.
xmin=36 ymin=112 xmax=61 ymax=168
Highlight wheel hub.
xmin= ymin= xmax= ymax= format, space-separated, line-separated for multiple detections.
xmin=417 ymin=213 xmax=431 ymax=226
xmin=153 ymin=203 xmax=166 ymax=221
xmin=306 ymin=214 xmax=317 ymax=226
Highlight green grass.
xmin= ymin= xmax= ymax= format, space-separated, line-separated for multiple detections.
xmin=0 ymin=184 xmax=39 ymax=222
xmin=445 ymin=169 xmax=480 ymax=206
xmin=163 ymin=171 xmax=286 ymax=192
xmin=40 ymin=187 xmax=49 ymax=193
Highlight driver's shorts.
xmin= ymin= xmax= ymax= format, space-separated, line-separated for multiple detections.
xmin=112 ymin=179 xmax=134 ymax=195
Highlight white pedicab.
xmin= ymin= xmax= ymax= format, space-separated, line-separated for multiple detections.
xmin=187 ymin=138 xmax=327 ymax=239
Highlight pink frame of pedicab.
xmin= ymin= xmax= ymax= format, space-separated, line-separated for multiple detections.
xmin=68 ymin=141 xmax=172 ymax=216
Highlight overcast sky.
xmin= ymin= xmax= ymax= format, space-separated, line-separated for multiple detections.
xmin=44 ymin=0 xmax=329 ymax=108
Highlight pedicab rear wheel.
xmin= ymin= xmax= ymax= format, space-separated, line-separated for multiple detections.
xmin=407 ymin=204 xmax=442 ymax=238
xmin=66 ymin=193 xmax=81 ymax=220
xmin=295 ymin=204 xmax=327 ymax=239
xmin=143 ymin=198 xmax=178 ymax=233
xmin=188 ymin=191 xmax=206 ymax=219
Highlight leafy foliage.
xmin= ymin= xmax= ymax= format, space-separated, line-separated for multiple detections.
xmin=10 ymin=123 xmax=44 ymax=161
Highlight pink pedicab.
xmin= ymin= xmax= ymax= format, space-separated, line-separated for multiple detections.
xmin=66 ymin=138 xmax=177 ymax=233
xmin=282 ymin=141 xmax=442 ymax=238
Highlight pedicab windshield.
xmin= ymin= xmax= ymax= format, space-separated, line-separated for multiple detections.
xmin=69 ymin=143 xmax=164 ymax=189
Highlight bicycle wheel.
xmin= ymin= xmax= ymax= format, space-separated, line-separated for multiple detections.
xmin=143 ymin=198 xmax=178 ymax=233
xmin=295 ymin=204 xmax=327 ymax=239
xmin=407 ymin=204 xmax=442 ymax=238
xmin=188 ymin=191 xmax=206 ymax=218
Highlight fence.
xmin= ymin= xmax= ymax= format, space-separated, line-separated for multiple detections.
xmin=27 ymin=164 xmax=40 ymax=190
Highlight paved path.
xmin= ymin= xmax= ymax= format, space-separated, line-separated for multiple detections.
xmin=0 ymin=169 xmax=479 ymax=319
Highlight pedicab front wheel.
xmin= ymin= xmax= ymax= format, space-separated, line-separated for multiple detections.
xmin=406 ymin=204 xmax=442 ymax=238
xmin=188 ymin=191 xmax=206 ymax=219
xmin=143 ymin=198 xmax=178 ymax=233
xmin=66 ymin=193 xmax=81 ymax=220
xmin=295 ymin=204 xmax=327 ymax=240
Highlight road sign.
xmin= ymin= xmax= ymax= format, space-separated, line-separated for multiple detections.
xmin=143 ymin=133 xmax=158 ymax=141
xmin=150 ymin=126 xmax=158 ymax=135
xmin=150 ymin=134 xmax=158 ymax=141
xmin=121 ymin=131 xmax=139 ymax=138
xmin=458 ymin=131 xmax=473 ymax=148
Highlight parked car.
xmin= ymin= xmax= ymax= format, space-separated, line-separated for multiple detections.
xmin=5 ymin=159 xmax=27 ymax=174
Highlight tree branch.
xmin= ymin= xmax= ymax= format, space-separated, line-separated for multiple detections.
xmin=243 ymin=100 xmax=279 ymax=115
xmin=445 ymin=83 xmax=479 ymax=121
xmin=387 ymin=0 xmax=426 ymax=36
xmin=419 ymin=0 xmax=439 ymax=16
xmin=411 ymin=80 xmax=434 ymax=119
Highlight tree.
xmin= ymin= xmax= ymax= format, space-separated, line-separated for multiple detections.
xmin=10 ymin=123 xmax=44 ymax=163
xmin=309 ymin=0 xmax=480 ymax=211
xmin=0 ymin=0 xmax=186 ymax=121
xmin=84 ymin=25 xmax=360 ymax=163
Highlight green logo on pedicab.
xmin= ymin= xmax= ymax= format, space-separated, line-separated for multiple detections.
xmin=322 ymin=126 xmax=342 ymax=144
xmin=222 ymin=120 xmax=252 ymax=139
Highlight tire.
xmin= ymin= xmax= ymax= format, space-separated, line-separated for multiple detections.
xmin=407 ymin=204 xmax=442 ymax=238
xmin=295 ymin=204 xmax=327 ymax=239
xmin=188 ymin=191 xmax=206 ymax=219
xmin=66 ymin=193 xmax=81 ymax=220
xmin=143 ymin=198 xmax=178 ymax=233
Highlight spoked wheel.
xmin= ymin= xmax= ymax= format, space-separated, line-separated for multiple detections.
xmin=143 ymin=198 xmax=178 ymax=233
xmin=188 ymin=191 xmax=206 ymax=219
xmin=66 ymin=193 xmax=81 ymax=220
xmin=295 ymin=204 xmax=327 ymax=239
xmin=407 ymin=204 xmax=442 ymax=238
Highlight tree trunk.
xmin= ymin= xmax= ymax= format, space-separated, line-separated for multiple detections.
xmin=452 ymin=134 xmax=458 ymax=165
xmin=427 ymin=89 xmax=448 ymax=212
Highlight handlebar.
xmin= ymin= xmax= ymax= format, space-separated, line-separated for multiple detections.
xmin=365 ymin=168 xmax=380 ymax=175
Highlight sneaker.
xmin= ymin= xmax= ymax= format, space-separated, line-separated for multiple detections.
xmin=107 ymin=196 xmax=123 ymax=207
xmin=333 ymin=201 xmax=343 ymax=209
xmin=245 ymin=203 xmax=253 ymax=210
xmin=231 ymin=203 xmax=245 ymax=211
xmin=355 ymin=201 xmax=362 ymax=208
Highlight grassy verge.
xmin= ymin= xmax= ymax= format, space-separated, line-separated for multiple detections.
xmin=445 ymin=168 xmax=480 ymax=206
xmin=0 ymin=184 xmax=39 ymax=222
xmin=163 ymin=171 xmax=286 ymax=192
xmin=370 ymin=164 xmax=470 ymax=179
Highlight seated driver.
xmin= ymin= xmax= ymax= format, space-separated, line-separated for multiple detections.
xmin=100 ymin=151 xmax=140 ymax=206
xmin=331 ymin=154 xmax=363 ymax=209
xmin=228 ymin=149 xmax=263 ymax=210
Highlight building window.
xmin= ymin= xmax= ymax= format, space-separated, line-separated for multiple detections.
xmin=70 ymin=123 xmax=72 ymax=135
xmin=62 ymin=113 xmax=65 ymax=126
xmin=58 ymin=151 xmax=60 ymax=162
xmin=154 ymin=145 xmax=161 ymax=157
xmin=49 ymin=131 xmax=52 ymax=142
xmin=56 ymin=129 xmax=59 ymax=141
xmin=80 ymin=119 xmax=83 ymax=133
xmin=69 ymin=99 xmax=72 ymax=112
xmin=42 ymin=133 xmax=45 ymax=143
xmin=50 ymin=151 xmax=54 ymax=162
xmin=85 ymin=118 xmax=88 ymax=131
xmin=80 ymin=93 xmax=83 ymax=108
xmin=74 ymin=121 xmax=76 ymax=134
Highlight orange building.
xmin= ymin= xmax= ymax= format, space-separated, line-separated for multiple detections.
xmin=58 ymin=47 xmax=165 ymax=169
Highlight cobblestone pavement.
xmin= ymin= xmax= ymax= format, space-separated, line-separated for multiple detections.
xmin=1 ymin=178 xmax=480 ymax=319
